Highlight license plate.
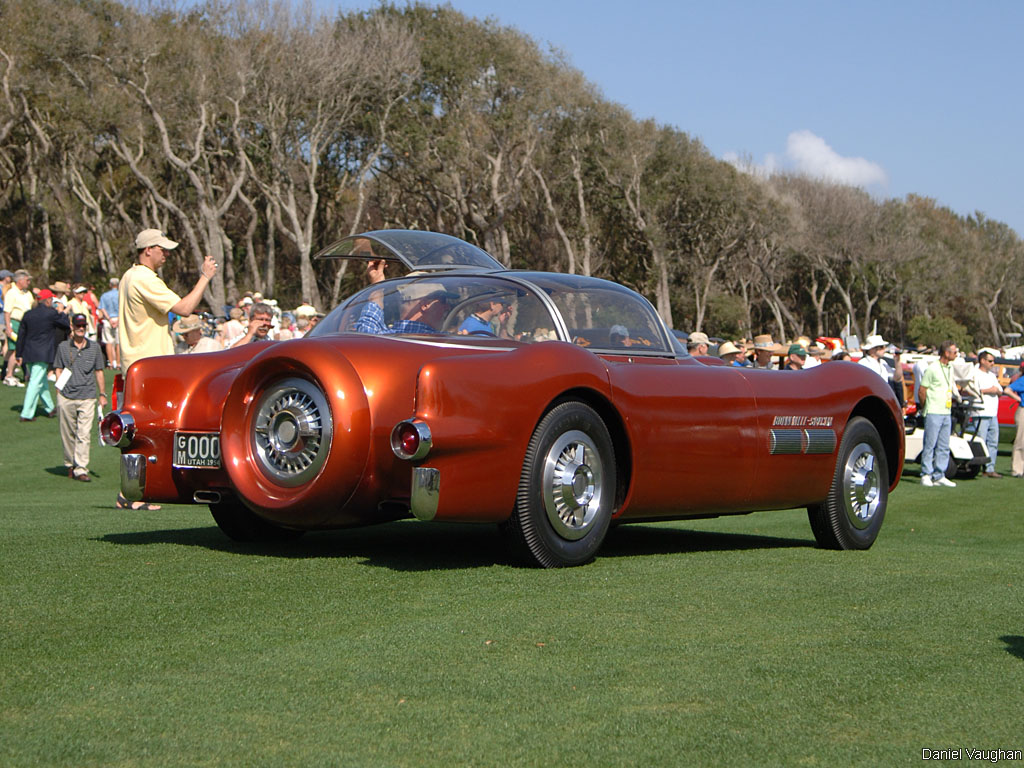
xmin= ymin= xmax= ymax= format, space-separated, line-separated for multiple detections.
xmin=173 ymin=432 xmax=221 ymax=468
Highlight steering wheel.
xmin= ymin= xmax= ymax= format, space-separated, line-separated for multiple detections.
xmin=467 ymin=329 xmax=497 ymax=337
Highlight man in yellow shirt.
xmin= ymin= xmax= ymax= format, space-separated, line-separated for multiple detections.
xmin=4 ymin=269 xmax=35 ymax=386
xmin=118 ymin=229 xmax=218 ymax=373
xmin=115 ymin=229 xmax=218 ymax=512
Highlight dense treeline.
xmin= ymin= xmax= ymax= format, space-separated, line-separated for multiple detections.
xmin=1 ymin=0 xmax=1022 ymax=347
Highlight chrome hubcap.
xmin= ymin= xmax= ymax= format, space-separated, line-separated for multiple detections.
xmin=542 ymin=430 xmax=603 ymax=541
xmin=843 ymin=442 xmax=881 ymax=529
xmin=252 ymin=378 xmax=332 ymax=486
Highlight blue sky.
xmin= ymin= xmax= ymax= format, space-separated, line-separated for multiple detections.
xmin=330 ymin=0 xmax=1023 ymax=237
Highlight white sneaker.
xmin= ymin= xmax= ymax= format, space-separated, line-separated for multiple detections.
xmin=921 ymin=475 xmax=934 ymax=487
xmin=937 ymin=477 xmax=957 ymax=488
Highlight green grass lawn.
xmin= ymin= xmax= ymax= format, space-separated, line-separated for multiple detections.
xmin=2 ymin=377 xmax=1022 ymax=766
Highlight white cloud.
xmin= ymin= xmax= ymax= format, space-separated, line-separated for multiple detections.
xmin=727 ymin=130 xmax=888 ymax=190
xmin=786 ymin=130 xmax=888 ymax=187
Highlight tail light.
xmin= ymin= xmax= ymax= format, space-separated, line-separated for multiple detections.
xmin=390 ymin=419 xmax=432 ymax=461
xmin=100 ymin=411 xmax=136 ymax=447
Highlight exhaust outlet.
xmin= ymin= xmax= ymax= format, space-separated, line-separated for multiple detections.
xmin=193 ymin=490 xmax=222 ymax=504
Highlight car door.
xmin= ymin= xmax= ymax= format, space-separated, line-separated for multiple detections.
xmin=605 ymin=356 xmax=760 ymax=517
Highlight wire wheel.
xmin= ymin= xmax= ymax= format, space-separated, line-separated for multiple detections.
xmin=808 ymin=416 xmax=887 ymax=550
xmin=251 ymin=377 xmax=332 ymax=487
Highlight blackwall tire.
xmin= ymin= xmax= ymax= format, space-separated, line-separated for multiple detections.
xmin=501 ymin=401 xmax=616 ymax=567
xmin=807 ymin=416 xmax=888 ymax=550
xmin=209 ymin=499 xmax=305 ymax=543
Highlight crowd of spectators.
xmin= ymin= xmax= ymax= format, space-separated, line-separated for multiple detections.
xmin=1 ymin=262 xmax=325 ymax=391
xmin=5 ymin=247 xmax=1024 ymax=490
xmin=1 ymin=231 xmax=326 ymax=495
xmin=682 ymin=327 xmax=1024 ymax=483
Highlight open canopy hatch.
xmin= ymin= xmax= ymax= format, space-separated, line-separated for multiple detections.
xmin=313 ymin=230 xmax=504 ymax=273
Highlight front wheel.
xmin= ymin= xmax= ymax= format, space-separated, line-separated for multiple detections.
xmin=808 ymin=416 xmax=888 ymax=550
xmin=501 ymin=401 xmax=616 ymax=567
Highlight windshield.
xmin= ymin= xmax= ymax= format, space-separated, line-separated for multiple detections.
xmin=520 ymin=273 xmax=671 ymax=354
xmin=309 ymin=272 xmax=673 ymax=354
xmin=310 ymin=275 xmax=555 ymax=342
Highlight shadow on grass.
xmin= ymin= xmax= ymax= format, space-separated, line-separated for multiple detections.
xmin=96 ymin=519 xmax=810 ymax=570
xmin=1000 ymin=635 xmax=1024 ymax=661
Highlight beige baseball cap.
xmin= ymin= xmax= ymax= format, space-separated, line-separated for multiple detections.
xmin=135 ymin=229 xmax=179 ymax=250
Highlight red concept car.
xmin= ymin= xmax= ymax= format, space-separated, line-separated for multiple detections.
xmin=102 ymin=230 xmax=904 ymax=567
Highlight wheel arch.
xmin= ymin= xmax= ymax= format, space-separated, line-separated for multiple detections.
xmin=849 ymin=395 xmax=903 ymax=490
xmin=543 ymin=386 xmax=632 ymax=514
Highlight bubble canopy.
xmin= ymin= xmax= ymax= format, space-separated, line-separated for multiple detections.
xmin=309 ymin=270 xmax=673 ymax=355
xmin=313 ymin=230 xmax=504 ymax=272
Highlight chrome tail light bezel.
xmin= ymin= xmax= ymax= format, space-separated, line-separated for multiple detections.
xmin=390 ymin=419 xmax=432 ymax=461
xmin=100 ymin=410 xmax=136 ymax=448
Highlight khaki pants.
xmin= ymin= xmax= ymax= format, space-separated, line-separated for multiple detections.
xmin=1013 ymin=406 xmax=1024 ymax=477
xmin=57 ymin=393 xmax=97 ymax=476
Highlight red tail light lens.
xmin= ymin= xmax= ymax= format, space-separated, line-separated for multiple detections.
xmin=399 ymin=425 xmax=420 ymax=456
xmin=390 ymin=419 xmax=432 ymax=461
xmin=101 ymin=413 xmax=123 ymax=445
xmin=100 ymin=411 xmax=136 ymax=448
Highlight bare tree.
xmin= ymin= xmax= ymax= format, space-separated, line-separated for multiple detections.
xmin=242 ymin=7 xmax=418 ymax=308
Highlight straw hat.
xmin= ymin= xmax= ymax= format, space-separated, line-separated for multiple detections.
xmin=753 ymin=334 xmax=786 ymax=354
xmin=172 ymin=314 xmax=203 ymax=334
xmin=718 ymin=341 xmax=741 ymax=358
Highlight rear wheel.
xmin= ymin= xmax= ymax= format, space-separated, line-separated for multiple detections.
xmin=501 ymin=401 xmax=616 ymax=567
xmin=808 ymin=417 xmax=887 ymax=550
xmin=210 ymin=498 xmax=305 ymax=543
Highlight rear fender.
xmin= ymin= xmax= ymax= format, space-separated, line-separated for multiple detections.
xmin=220 ymin=340 xmax=371 ymax=526
xmin=410 ymin=342 xmax=615 ymax=522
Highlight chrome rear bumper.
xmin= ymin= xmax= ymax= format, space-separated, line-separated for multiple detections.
xmin=410 ymin=467 xmax=440 ymax=521
xmin=120 ymin=453 xmax=147 ymax=502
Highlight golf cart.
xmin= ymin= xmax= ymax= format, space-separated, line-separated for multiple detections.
xmin=904 ymin=397 xmax=989 ymax=479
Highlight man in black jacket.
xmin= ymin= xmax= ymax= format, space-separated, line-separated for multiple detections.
xmin=15 ymin=289 xmax=69 ymax=421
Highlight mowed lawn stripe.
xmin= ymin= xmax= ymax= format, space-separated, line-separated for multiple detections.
xmin=1 ymin=380 xmax=1022 ymax=766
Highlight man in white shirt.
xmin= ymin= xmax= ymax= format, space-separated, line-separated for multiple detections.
xmin=858 ymin=335 xmax=904 ymax=406
xmin=971 ymin=351 xmax=1003 ymax=478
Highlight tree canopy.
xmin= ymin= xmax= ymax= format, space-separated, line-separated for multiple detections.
xmin=1 ymin=0 xmax=1021 ymax=348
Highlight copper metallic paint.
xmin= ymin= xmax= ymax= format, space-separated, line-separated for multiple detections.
xmin=109 ymin=232 xmax=903 ymax=555
xmin=114 ymin=333 xmax=902 ymax=525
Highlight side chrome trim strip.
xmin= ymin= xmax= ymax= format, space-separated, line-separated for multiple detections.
xmin=804 ymin=429 xmax=837 ymax=455
xmin=769 ymin=429 xmax=804 ymax=455
xmin=769 ymin=428 xmax=837 ymax=455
